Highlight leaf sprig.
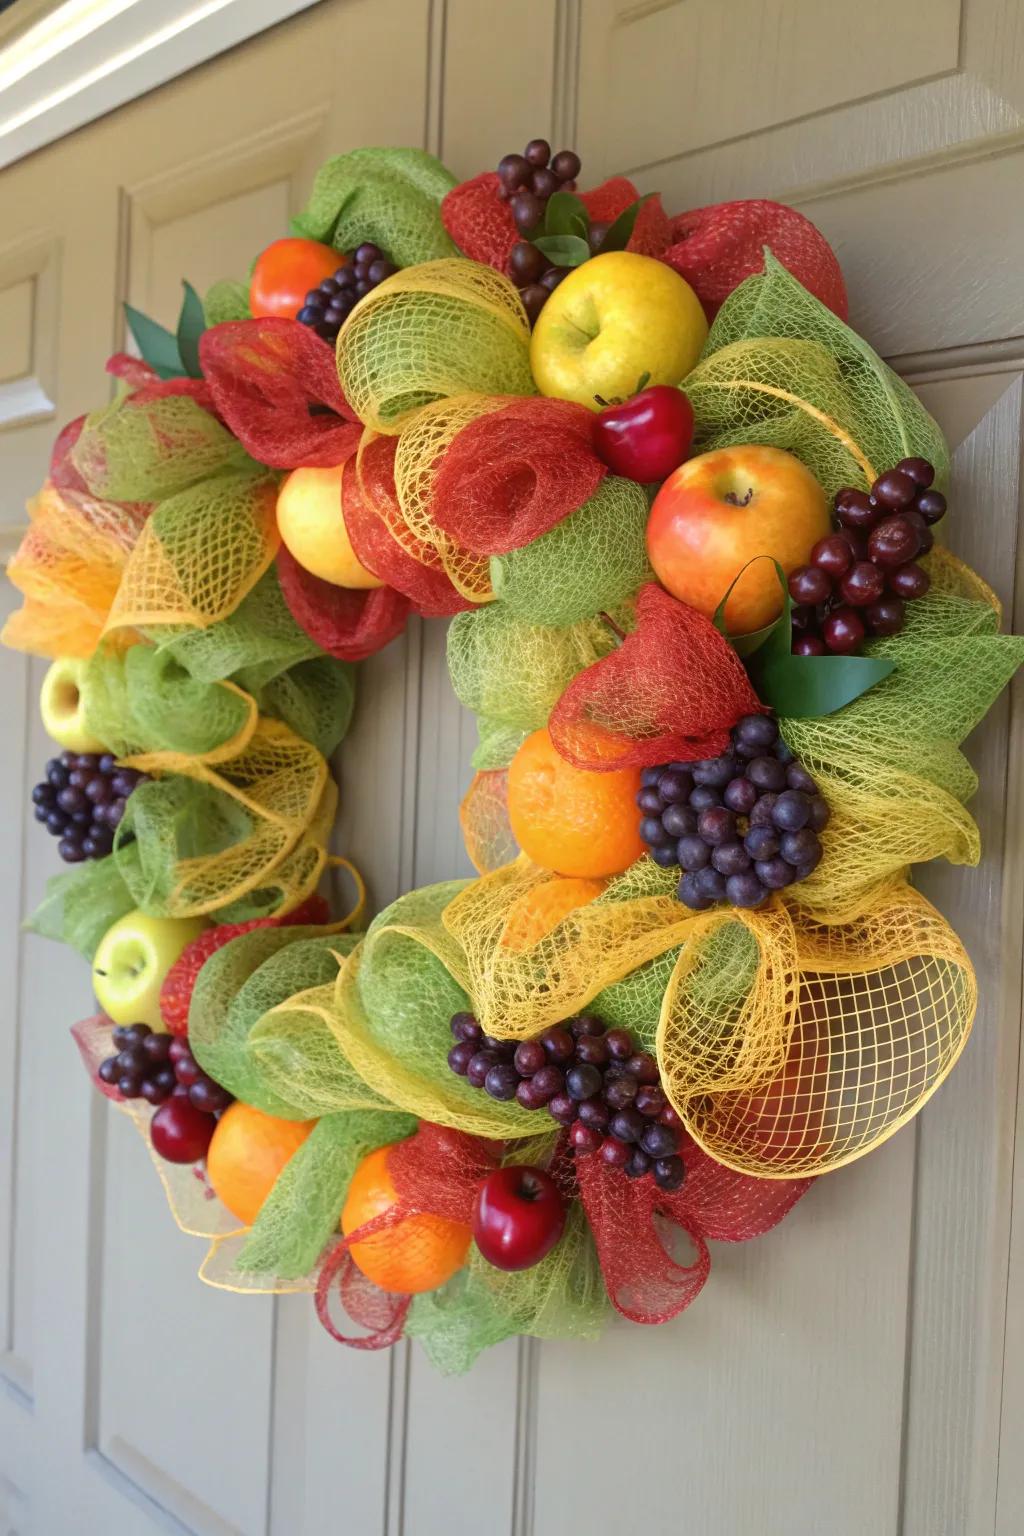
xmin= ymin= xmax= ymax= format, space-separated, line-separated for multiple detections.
xmin=531 ymin=192 xmax=651 ymax=269
xmin=123 ymin=281 xmax=207 ymax=380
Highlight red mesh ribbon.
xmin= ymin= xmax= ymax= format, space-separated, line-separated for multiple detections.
xmin=576 ymin=1132 xmax=812 ymax=1324
xmin=50 ymin=416 xmax=90 ymax=494
xmin=343 ymin=437 xmax=477 ymax=618
xmin=106 ymin=353 xmax=219 ymax=415
xmin=549 ymin=584 xmax=765 ymax=770
xmin=276 ymin=545 xmax=410 ymax=662
xmin=199 ymin=318 xmax=363 ymax=469
xmin=662 ymin=199 xmax=848 ymax=321
xmin=441 ymin=173 xmax=671 ymax=274
xmin=432 ymin=398 xmax=606 ymax=555
xmin=315 ymin=1124 xmax=499 ymax=1350
xmin=71 ymin=1015 xmax=123 ymax=1102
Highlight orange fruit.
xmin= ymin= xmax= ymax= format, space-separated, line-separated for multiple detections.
xmin=342 ymin=1145 xmax=471 ymax=1295
xmin=206 ymin=1102 xmax=315 ymax=1226
xmin=499 ymin=876 xmax=605 ymax=952
xmin=250 ymin=237 xmax=344 ymax=321
xmin=507 ymin=727 xmax=645 ymax=878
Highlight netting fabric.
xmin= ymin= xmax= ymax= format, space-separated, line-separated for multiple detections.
xmin=291 ymin=146 xmax=457 ymax=268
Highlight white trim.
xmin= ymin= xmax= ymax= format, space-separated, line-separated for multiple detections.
xmin=0 ymin=0 xmax=325 ymax=170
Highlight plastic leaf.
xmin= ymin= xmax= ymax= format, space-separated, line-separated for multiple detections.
xmin=176 ymin=281 xmax=207 ymax=379
xmin=597 ymin=194 xmax=652 ymax=254
xmin=543 ymin=191 xmax=590 ymax=240
xmin=123 ymin=303 xmax=184 ymax=380
xmin=533 ymin=234 xmax=591 ymax=268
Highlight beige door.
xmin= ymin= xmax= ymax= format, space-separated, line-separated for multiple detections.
xmin=1 ymin=2 xmax=1022 ymax=1532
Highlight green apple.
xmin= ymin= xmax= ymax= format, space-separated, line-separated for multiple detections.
xmin=92 ymin=910 xmax=206 ymax=1029
xmin=39 ymin=656 xmax=105 ymax=753
xmin=530 ymin=250 xmax=708 ymax=410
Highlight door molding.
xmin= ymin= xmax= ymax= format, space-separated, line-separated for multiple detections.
xmin=0 ymin=0 xmax=326 ymax=172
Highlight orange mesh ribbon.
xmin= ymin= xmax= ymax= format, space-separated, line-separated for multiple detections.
xmin=200 ymin=318 xmax=363 ymax=469
xmin=549 ymin=584 xmax=765 ymax=770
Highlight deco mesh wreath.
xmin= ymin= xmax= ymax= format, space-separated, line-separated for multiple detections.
xmin=6 ymin=139 xmax=1023 ymax=1374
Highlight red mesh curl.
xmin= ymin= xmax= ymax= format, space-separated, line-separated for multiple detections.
xmin=662 ymin=199 xmax=848 ymax=321
xmin=199 ymin=319 xmax=363 ymax=469
xmin=71 ymin=1015 xmax=123 ymax=1102
xmin=576 ymin=1131 xmax=812 ymax=1325
xmin=549 ymin=584 xmax=765 ymax=771
xmin=344 ymin=436 xmax=478 ymax=618
xmin=276 ymin=544 xmax=410 ymax=662
xmin=432 ymin=398 xmax=606 ymax=555
xmin=50 ymin=417 xmax=90 ymax=494
xmin=106 ymin=353 xmax=219 ymax=415
xmin=442 ymin=171 xmax=519 ymax=271
xmin=581 ymin=178 xmax=672 ymax=258
xmin=315 ymin=1124 xmax=499 ymax=1349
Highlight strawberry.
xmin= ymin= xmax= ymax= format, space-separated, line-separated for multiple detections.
xmin=159 ymin=893 xmax=330 ymax=1036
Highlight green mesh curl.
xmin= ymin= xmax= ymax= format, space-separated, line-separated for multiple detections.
xmin=190 ymin=930 xmax=362 ymax=1117
xmin=687 ymin=253 xmax=950 ymax=497
xmin=447 ymin=606 xmax=616 ymax=730
xmin=292 ymin=147 xmax=457 ymax=268
xmin=255 ymin=656 xmax=355 ymax=759
xmin=592 ymin=950 xmax=681 ymax=1050
xmin=26 ymin=849 xmax=138 ymax=959
xmin=114 ymin=775 xmax=252 ymax=915
xmin=155 ymin=572 xmax=316 ymax=685
xmin=238 ymin=1109 xmax=416 ymax=1279
xmin=72 ymin=394 xmax=253 ymax=501
xmin=489 ymin=477 xmax=652 ymax=627
xmin=408 ymin=1202 xmax=609 ymax=1376
xmin=83 ymin=644 xmax=252 ymax=759
xmin=472 ymin=717 xmax=530 ymax=771
xmin=246 ymin=974 xmax=393 ymax=1120
xmin=204 ymin=279 xmax=251 ymax=326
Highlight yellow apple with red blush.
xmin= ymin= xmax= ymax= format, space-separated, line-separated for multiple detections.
xmin=646 ymin=445 xmax=830 ymax=634
xmin=275 ymin=462 xmax=384 ymax=589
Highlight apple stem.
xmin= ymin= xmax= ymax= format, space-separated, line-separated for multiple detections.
xmin=722 ymin=488 xmax=755 ymax=507
xmin=599 ymin=611 xmax=627 ymax=645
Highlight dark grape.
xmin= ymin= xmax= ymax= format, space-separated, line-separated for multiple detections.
xmin=695 ymin=866 xmax=729 ymax=901
xmin=578 ymin=1098 xmax=611 ymax=1132
xmin=771 ymin=791 xmax=811 ymax=831
xmin=609 ymin=1107 xmax=646 ymax=1143
xmin=697 ymin=807 xmax=736 ymax=845
xmin=540 ymin=1025 xmax=576 ymax=1063
xmin=539 ymin=266 xmax=566 ymax=294
xmin=587 ymin=220 xmax=610 ymax=254
xmin=789 ymin=565 xmax=833 ymax=605
xmin=524 ymin=137 xmax=551 ymax=166
xmin=839 ymin=561 xmax=885 ymax=607
xmin=531 ymin=166 xmax=560 ymax=199
xmin=516 ymin=1079 xmax=547 ymax=1110
xmin=651 ymin=844 xmax=680 ymax=868
xmin=569 ymin=1122 xmax=602 ymax=1153
xmin=653 ymin=1156 xmax=686 ymax=1192
xmin=745 ymin=823 xmax=780 ymax=860
xmin=447 ymin=1041 xmax=476 ymax=1075
xmin=658 ymin=767 xmax=692 ymax=802
xmin=640 ymin=815 xmax=672 ymax=847
xmin=865 ymin=597 xmax=905 ymax=636
xmin=575 ymin=1034 xmax=609 ymax=1067
xmin=748 ymin=793 xmax=779 ymax=828
xmin=780 ymin=829 xmax=822 ymax=868
xmin=547 ymin=1092 xmax=578 ymax=1125
xmin=640 ymin=1122 xmax=679 ymax=1159
xmin=888 ymin=563 xmax=930 ymax=599
xmin=754 ymin=857 xmax=794 ymax=890
xmin=692 ymin=755 xmax=735 ymax=788
xmin=467 ymin=1050 xmax=499 ymax=1088
xmin=723 ymin=776 xmax=758 ymax=814
xmin=514 ymin=1039 xmax=546 ymax=1076
xmin=868 ymin=515 xmax=920 ymax=568
xmin=871 ymin=469 xmax=916 ymax=509
xmin=735 ymin=714 xmax=778 ymax=750
xmin=747 ymin=756 xmax=787 ymax=792
xmin=625 ymin=1053 xmax=659 ymax=1084
xmin=834 ymin=489 xmax=879 ymax=531
xmin=498 ymin=153 xmax=530 ymax=189
xmin=637 ymin=787 xmax=663 ymax=814
xmin=662 ymin=803 xmax=697 ymax=838
xmin=451 ymin=1011 xmax=482 ymax=1042
xmin=811 ymin=533 xmax=855 ymax=578
xmin=688 ymin=785 xmax=722 ymax=812
xmin=551 ymin=149 xmax=581 ymax=180
xmin=914 ymin=489 xmax=946 ymax=525
xmin=897 ymin=457 xmax=935 ymax=488
xmin=519 ymin=283 xmax=548 ymax=323
xmin=604 ymin=1073 xmax=639 ymax=1110
xmin=710 ymin=841 xmax=750 ymax=878
xmin=902 ymin=509 xmax=933 ymax=555
xmin=625 ymin=1148 xmax=652 ymax=1179
xmin=822 ymin=607 xmax=865 ymax=654
xmin=605 ymin=1029 xmax=633 ymax=1062
xmin=508 ymin=241 xmax=546 ymax=283
xmin=484 ymin=1063 xmax=521 ymax=1101
xmin=676 ymin=834 xmax=710 ymax=871
xmin=725 ymin=872 xmax=768 ymax=908
xmin=600 ymin=1136 xmax=630 ymax=1168
xmin=636 ymin=1084 xmax=667 ymax=1118
xmin=511 ymin=190 xmax=542 ymax=232
xmin=565 ymin=1063 xmax=603 ymax=1101
xmin=793 ymin=635 xmax=826 ymax=656
xmin=530 ymin=1065 xmax=565 ymax=1102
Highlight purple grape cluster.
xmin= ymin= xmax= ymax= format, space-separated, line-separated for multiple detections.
xmin=637 ymin=714 xmax=830 ymax=911
xmin=296 ymin=243 xmax=399 ymax=344
xmin=31 ymin=751 xmax=147 ymax=864
xmin=98 ymin=1026 xmax=233 ymax=1113
xmin=447 ymin=1010 xmax=686 ymax=1191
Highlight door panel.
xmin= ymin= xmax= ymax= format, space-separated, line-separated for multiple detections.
xmin=0 ymin=2 xmax=1021 ymax=1533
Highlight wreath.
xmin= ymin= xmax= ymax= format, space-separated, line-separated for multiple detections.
xmin=7 ymin=138 xmax=1022 ymax=1373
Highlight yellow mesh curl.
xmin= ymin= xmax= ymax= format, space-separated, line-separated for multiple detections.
xmin=122 ymin=717 xmax=333 ymax=917
xmin=336 ymin=259 xmax=534 ymax=433
xmin=104 ymin=472 xmax=279 ymax=634
xmin=393 ymin=393 xmax=508 ymax=601
xmin=667 ymin=884 xmax=976 ymax=1178
xmin=442 ymin=857 xmax=700 ymax=1040
xmin=3 ymin=482 xmax=144 ymax=658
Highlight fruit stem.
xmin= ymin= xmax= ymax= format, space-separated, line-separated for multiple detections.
xmin=599 ymin=611 xmax=627 ymax=644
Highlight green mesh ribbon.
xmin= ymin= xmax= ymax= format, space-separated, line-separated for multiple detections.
xmin=471 ymin=717 xmax=530 ymax=772
xmin=72 ymin=394 xmax=254 ymax=502
xmin=447 ymin=606 xmax=616 ymax=731
xmin=203 ymin=279 xmax=252 ymax=326
xmin=238 ymin=1109 xmax=416 ymax=1279
xmin=687 ymin=253 xmax=950 ymax=497
xmin=26 ymin=850 xmax=138 ymax=959
xmin=83 ymin=644 xmax=253 ymax=760
xmin=292 ymin=147 xmax=457 ymax=267
xmin=490 ymin=477 xmax=652 ymax=627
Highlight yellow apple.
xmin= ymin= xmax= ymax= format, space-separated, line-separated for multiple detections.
xmin=275 ymin=462 xmax=384 ymax=588
xmin=39 ymin=656 xmax=105 ymax=753
xmin=530 ymin=251 xmax=708 ymax=411
xmin=92 ymin=910 xmax=206 ymax=1029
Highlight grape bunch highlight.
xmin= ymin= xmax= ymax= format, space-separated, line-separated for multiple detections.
xmin=296 ymin=242 xmax=399 ymax=344
xmin=637 ymin=714 xmax=831 ymax=911
xmin=788 ymin=457 xmax=945 ymax=655
xmin=496 ymin=136 xmax=584 ymax=325
xmin=31 ymin=752 xmax=148 ymax=864
xmin=447 ymin=1009 xmax=686 ymax=1191
xmin=98 ymin=1026 xmax=232 ymax=1115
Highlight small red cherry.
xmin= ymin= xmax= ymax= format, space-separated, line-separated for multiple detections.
xmin=592 ymin=386 xmax=695 ymax=483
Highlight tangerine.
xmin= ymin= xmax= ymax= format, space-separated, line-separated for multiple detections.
xmin=342 ymin=1144 xmax=471 ymax=1295
xmin=507 ymin=727 xmax=645 ymax=878
xmin=499 ymin=876 xmax=605 ymax=952
xmin=249 ymin=238 xmax=344 ymax=321
xmin=206 ymin=1102 xmax=315 ymax=1226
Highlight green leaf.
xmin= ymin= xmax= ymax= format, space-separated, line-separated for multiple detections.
xmin=175 ymin=281 xmax=207 ymax=378
xmin=533 ymin=234 xmax=591 ymax=268
xmin=715 ymin=556 xmax=894 ymax=716
xmin=596 ymin=194 xmax=652 ymax=254
xmin=123 ymin=303 xmax=184 ymax=380
xmin=543 ymin=190 xmax=590 ymax=240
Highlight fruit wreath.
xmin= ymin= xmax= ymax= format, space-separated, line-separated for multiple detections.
xmin=6 ymin=140 xmax=1023 ymax=1373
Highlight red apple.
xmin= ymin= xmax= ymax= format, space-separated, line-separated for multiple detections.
xmin=472 ymin=1165 xmax=566 ymax=1272
xmin=646 ymin=445 xmax=831 ymax=634
xmin=150 ymin=1087 xmax=216 ymax=1164
xmin=593 ymin=386 xmax=695 ymax=483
